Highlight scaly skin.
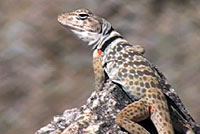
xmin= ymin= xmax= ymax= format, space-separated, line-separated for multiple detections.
xmin=93 ymin=49 xmax=105 ymax=91
xmin=104 ymin=43 xmax=174 ymax=134
xmin=57 ymin=9 xmax=197 ymax=134
xmin=93 ymin=44 xmax=145 ymax=91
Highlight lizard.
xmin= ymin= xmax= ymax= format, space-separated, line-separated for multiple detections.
xmin=57 ymin=8 xmax=199 ymax=134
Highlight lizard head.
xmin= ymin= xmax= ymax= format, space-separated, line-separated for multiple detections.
xmin=58 ymin=8 xmax=112 ymax=46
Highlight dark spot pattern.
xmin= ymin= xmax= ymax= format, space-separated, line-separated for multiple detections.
xmin=97 ymin=37 xmax=174 ymax=133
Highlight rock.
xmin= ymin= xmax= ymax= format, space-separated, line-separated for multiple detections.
xmin=35 ymin=80 xmax=198 ymax=134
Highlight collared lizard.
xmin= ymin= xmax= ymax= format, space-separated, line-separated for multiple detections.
xmin=57 ymin=8 xmax=199 ymax=134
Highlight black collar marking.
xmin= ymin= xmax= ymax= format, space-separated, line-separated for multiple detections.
xmin=101 ymin=35 xmax=123 ymax=52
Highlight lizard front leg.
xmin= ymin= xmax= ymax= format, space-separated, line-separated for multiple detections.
xmin=116 ymin=88 xmax=174 ymax=134
xmin=93 ymin=49 xmax=105 ymax=91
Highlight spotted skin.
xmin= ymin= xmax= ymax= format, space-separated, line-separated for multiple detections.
xmin=103 ymin=42 xmax=174 ymax=134
xmin=93 ymin=44 xmax=145 ymax=91
xmin=57 ymin=9 xmax=196 ymax=134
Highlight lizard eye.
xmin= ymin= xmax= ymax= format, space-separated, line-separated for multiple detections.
xmin=78 ymin=13 xmax=89 ymax=20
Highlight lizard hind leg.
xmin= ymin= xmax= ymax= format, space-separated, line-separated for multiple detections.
xmin=147 ymin=88 xmax=174 ymax=134
xmin=115 ymin=99 xmax=151 ymax=134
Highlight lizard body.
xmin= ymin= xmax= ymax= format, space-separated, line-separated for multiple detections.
xmin=57 ymin=9 xmax=198 ymax=134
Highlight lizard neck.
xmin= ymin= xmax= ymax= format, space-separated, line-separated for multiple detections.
xmin=92 ymin=20 xmax=128 ymax=52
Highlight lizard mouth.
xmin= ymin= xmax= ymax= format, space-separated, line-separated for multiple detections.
xmin=58 ymin=22 xmax=83 ymax=32
xmin=57 ymin=15 xmax=84 ymax=32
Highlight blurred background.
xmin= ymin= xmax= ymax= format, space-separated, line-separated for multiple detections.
xmin=0 ymin=0 xmax=199 ymax=134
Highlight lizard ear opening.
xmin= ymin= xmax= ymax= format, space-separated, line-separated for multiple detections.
xmin=101 ymin=19 xmax=112 ymax=35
